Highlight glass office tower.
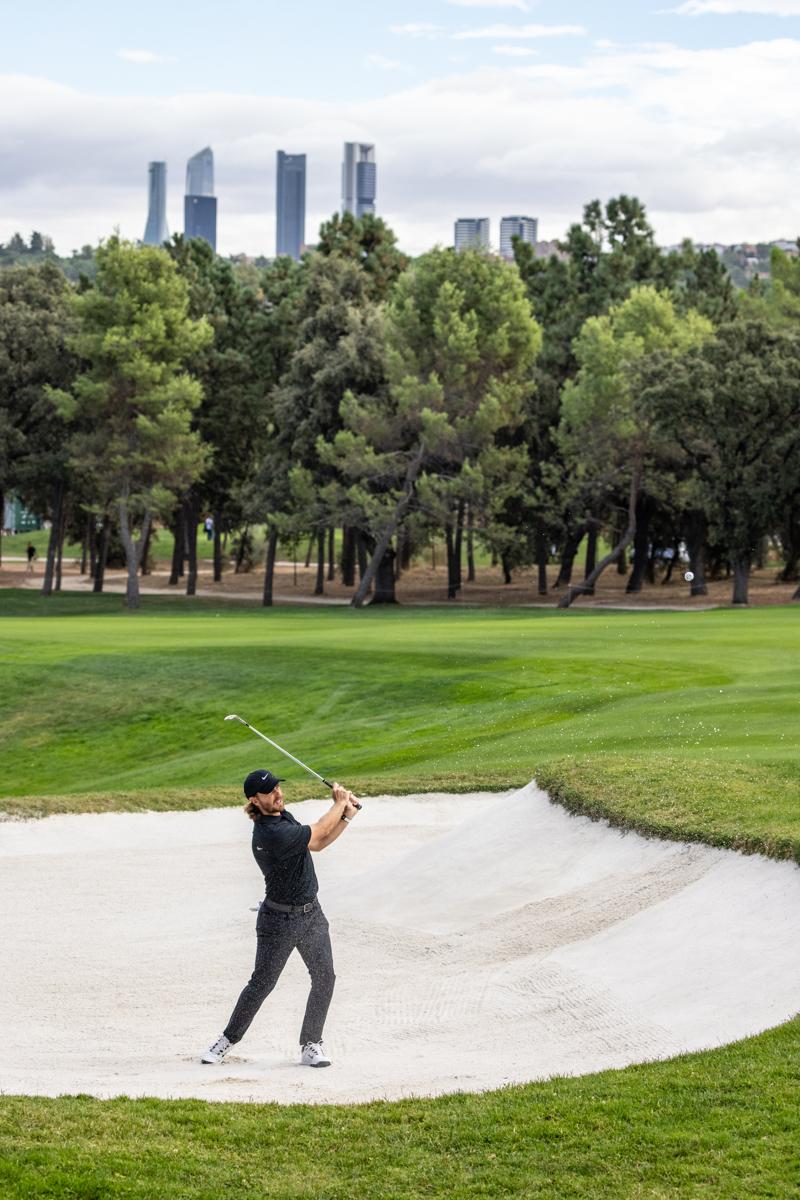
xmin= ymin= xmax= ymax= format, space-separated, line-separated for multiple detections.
xmin=499 ymin=215 xmax=538 ymax=260
xmin=276 ymin=150 xmax=306 ymax=260
xmin=143 ymin=162 xmax=170 ymax=246
xmin=184 ymin=147 xmax=217 ymax=251
xmin=454 ymin=218 xmax=490 ymax=253
xmin=342 ymin=142 xmax=376 ymax=218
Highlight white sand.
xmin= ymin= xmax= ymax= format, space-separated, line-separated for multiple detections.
xmin=1 ymin=783 xmax=798 ymax=1105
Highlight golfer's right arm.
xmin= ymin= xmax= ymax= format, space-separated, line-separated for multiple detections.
xmin=308 ymin=784 xmax=357 ymax=851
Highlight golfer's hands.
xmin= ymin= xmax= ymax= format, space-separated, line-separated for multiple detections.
xmin=332 ymin=782 xmax=361 ymax=816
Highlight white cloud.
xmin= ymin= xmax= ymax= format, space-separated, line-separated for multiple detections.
xmin=453 ymin=23 xmax=586 ymax=39
xmin=365 ymin=54 xmax=410 ymax=71
xmin=492 ymin=44 xmax=539 ymax=55
xmin=447 ymin=0 xmax=529 ymax=9
xmin=673 ymin=1 xmax=800 ymax=12
xmin=2 ymin=37 xmax=800 ymax=257
xmin=389 ymin=23 xmax=444 ymax=38
xmin=116 ymin=49 xmax=175 ymax=65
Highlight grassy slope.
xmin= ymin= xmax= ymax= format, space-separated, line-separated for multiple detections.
xmin=1 ymin=594 xmax=798 ymax=1198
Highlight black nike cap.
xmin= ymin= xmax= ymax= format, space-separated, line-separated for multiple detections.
xmin=243 ymin=769 xmax=285 ymax=798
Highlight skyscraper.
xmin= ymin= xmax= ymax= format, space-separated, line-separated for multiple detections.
xmin=184 ymin=147 xmax=217 ymax=251
xmin=499 ymin=215 xmax=538 ymax=261
xmin=276 ymin=150 xmax=306 ymax=260
xmin=342 ymin=142 xmax=376 ymax=218
xmin=143 ymin=162 xmax=170 ymax=246
xmin=454 ymin=218 xmax=490 ymax=253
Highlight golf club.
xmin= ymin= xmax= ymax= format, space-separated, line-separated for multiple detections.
xmin=224 ymin=713 xmax=362 ymax=808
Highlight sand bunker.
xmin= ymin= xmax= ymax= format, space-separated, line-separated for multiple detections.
xmin=1 ymin=784 xmax=798 ymax=1105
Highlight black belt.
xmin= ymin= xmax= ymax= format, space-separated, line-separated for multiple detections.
xmin=263 ymin=897 xmax=317 ymax=914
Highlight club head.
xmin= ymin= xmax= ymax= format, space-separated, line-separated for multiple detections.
xmin=224 ymin=714 xmax=241 ymax=722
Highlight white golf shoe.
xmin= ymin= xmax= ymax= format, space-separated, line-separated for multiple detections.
xmin=201 ymin=1034 xmax=231 ymax=1064
xmin=301 ymin=1041 xmax=331 ymax=1068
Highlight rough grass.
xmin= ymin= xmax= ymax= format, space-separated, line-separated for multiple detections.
xmin=1 ymin=597 xmax=799 ymax=1198
xmin=538 ymin=756 xmax=800 ymax=863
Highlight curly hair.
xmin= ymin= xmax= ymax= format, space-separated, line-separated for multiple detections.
xmin=244 ymin=800 xmax=261 ymax=820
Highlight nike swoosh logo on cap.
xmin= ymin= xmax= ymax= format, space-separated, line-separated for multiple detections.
xmin=261 ymin=774 xmax=270 ymax=780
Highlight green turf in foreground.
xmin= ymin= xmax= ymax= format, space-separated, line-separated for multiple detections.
xmin=1 ymin=598 xmax=799 ymax=1198
xmin=1 ymin=1020 xmax=798 ymax=1199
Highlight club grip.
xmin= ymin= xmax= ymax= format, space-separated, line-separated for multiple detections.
xmin=324 ymin=778 xmax=363 ymax=810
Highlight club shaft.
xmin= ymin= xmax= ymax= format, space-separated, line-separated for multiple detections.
xmin=240 ymin=720 xmax=333 ymax=788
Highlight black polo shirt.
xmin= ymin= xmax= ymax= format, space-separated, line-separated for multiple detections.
xmin=251 ymin=810 xmax=318 ymax=906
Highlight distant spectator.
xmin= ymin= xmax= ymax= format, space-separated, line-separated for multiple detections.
xmin=204 ymin=514 xmax=214 ymax=541
xmin=26 ymin=542 xmax=37 ymax=574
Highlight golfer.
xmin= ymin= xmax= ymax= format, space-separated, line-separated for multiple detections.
xmin=201 ymin=769 xmax=359 ymax=1069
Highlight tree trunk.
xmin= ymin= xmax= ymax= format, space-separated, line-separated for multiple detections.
xmin=213 ymin=510 xmax=223 ymax=582
xmin=394 ymin=528 xmax=405 ymax=581
xmin=0 ymin=487 xmax=3 ymax=567
xmin=661 ymin=544 xmax=680 ymax=585
xmin=626 ymin=496 xmax=653 ymax=594
xmin=446 ymin=503 xmax=464 ymax=599
xmin=54 ymin=501 xmax=66 ymax=592
xmin=118 ymin=498 xmax=152 ymax=611
xmin=401 ymin=533 xmax=412 ymax=572
xmin=777 ymin=516 xmax=799 ymax=582
xmin=371 ymin=546 xmax=398 ymax=604
xmin=168 ymin=507 xmax=183 ymax=585
xmin=559 ymin=469 xmax=641 ymax=609
xmin=467 ymin=507 xmax=476 ymax=582
xmin=341 ymin=526 xmax=356 ymax=588
xmin=80 ymin=516 xmax=91 ymax=575
xmin=88 ymin=514 xmax=97 ymax=579
xmin=535 ymin=529 xmax=548 ymax=596
xmin=356 ymin=531 xmax=369 ymax=582
xmin=327 ymin=527 xmax=335 ymax=582
xmin=352 ymin=445 xmax=424 ymax=608
xmin=185 ymin=497 xmax=198 ymax=596
xmin=262 ymin=527 xmax=278 ymax=607
xmin=501 ymin=554 xmax=512 ymax=585
xmin=554 ymin=523 xmax=585 ymax=588
xmin=93 ymin=523 xmax=109 ymax=593
xmin=139 ymin=522 xmax=153 ymax=576
xmin=314 ymin=530 xmax=325 ymax=595
xmin=41 ymin=480 xmax=64 ymax=598
xmin=235 ymin=524 xmax=249 ymax=575
xmin=732 ymin=557 xmax=750 ymax=605
xmin=304 ymin=536 xmax=314 ymax=569
xmin=685 ymin=511 xmax=709 ymax=597
xmin=582 ymin=519 xmax=600 ymax=593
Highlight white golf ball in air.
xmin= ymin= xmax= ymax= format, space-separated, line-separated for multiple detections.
xmin=684 ymin=571 xmax=695 ymax=583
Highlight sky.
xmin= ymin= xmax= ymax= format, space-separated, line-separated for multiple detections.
xmin=2 ymin=0 xmax=800 ymax=257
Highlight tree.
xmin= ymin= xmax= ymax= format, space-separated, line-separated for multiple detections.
xmin=316 ymin=212 xmax=409 ymax=301
xmin=267 ymin=252 xmax=385 ymax=598
xmin=557 ymin=286 xmax=713 ymax=607
xmin=321 ymin=248 xmax=542 ymax=606
xmin=0 ymin=264 xmax=78 ymax=582
xmin=644 ymin=318 xmax=800 ymax=605
xmin=167 ymin=235 xmax=278 ymax=591
xmin=52 ymin=236 xmax=211 ymax=609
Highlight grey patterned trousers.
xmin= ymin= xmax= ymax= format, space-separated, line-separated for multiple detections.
xmin=223 ymin=902 xmax=336 ymax=1047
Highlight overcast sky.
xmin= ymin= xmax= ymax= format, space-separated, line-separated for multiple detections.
xmin=2 ymin=0 xmax=800 ymax=256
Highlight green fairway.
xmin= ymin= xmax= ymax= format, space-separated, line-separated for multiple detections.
xmin=1 ymin=595 xmax=798 ymax=1198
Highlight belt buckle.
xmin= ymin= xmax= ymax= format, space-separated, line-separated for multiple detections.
xmin=303 ymin=901 xmax=312 ymax=913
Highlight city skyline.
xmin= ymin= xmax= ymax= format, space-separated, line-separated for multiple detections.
xmin=2 ymin=2 xmax=800 ymax=256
